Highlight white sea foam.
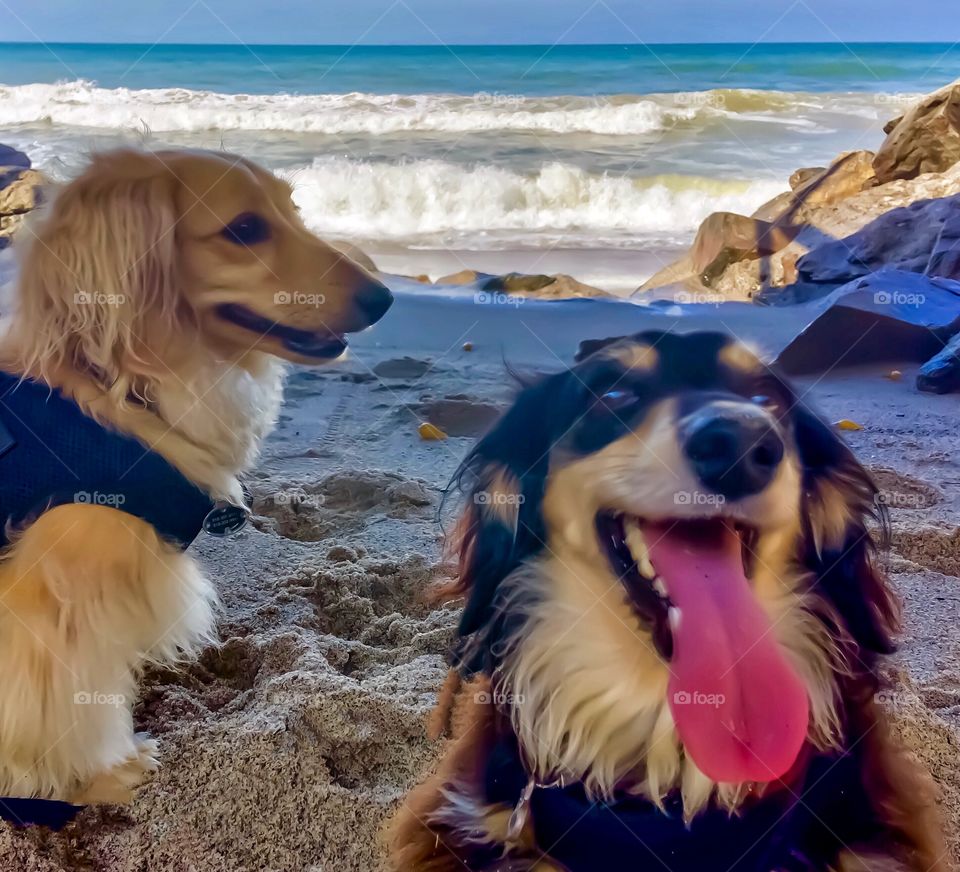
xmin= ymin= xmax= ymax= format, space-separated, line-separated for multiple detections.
xmin=285 ymin=158 xmax=785 ymax=239
xmin=0 ymin=80 xmax=875 ymax=136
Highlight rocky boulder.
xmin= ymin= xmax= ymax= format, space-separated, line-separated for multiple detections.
xmin=436 ymin=269 xmax=612 ymax=299
xmin=689 ymin=212 xmax=801 ymax=285
xmin=759 ymin=192 xmax=960 ymax=305
xmin=0 ymin=146 xmax=45 ymax=250
xmin=874 ymin=81 xmax=960 ymax=183
xmin=636 ymin=212 xmax=802 ymax=300
xmin=752 ymin=151 xmax=877 ymax=223
xmin=718 ymin=162 xmax=960 ymax=302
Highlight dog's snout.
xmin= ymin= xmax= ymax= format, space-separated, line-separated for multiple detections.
xmin=684 ymin=413 xmax=784 ymax=500
xmin=355 ymin=279 xmax=393 ymax=325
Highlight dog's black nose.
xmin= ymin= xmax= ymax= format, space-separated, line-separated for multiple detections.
xmin=684 ymin=413 xmax=784 ymax=500
xmin=356 ymin=280 xmax=393 ymax=324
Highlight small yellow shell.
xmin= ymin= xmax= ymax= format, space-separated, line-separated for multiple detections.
xmin=834 ymin=419 xmax=864 ymax=431
xmin=418 ymin=422 xmax=448 ymax=441
xmin=885 ymin=370 xmax=902 ymax=381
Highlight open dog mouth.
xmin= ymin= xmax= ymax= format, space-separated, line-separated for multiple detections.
xmin=216 ymin=303 xmax=348 ymax=359
xmin=596 ymin=510 xmax=809 ymax=785
xmin=596 ymin=514 xmax=760 ymax=662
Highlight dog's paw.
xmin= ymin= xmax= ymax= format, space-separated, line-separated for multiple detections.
xmin=68 ymin=733 xmax=161 ymax=805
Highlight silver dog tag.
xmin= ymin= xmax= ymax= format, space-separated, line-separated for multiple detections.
xmin=506 ymin=778 xmax=536 ymax=846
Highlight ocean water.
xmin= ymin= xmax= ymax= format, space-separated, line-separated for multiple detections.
xmin=1 ymin=42 xmax=957 ymax=290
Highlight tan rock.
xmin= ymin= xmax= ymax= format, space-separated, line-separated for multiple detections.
xmin=715 ymin=162 xmax=960 ymax=299
xmin=636 ymin=212 xmax=801 ymax=300
xmin=792 ymin=151 xmax=877 ymax=208
xmin=689 ymin=211 xmax=801 ymax=285
xmin=0 ymin=167 xmax=45 ymax=217
xmin=0 ymin=167 xmax=46 ymax=248
xmin=636 ymin=254 xmax=702 ymax=295
xmin=789 ymin=166 xmax=826 ymax=190
xmin=883 ymin=114 xmax=903 ymax=135
xmin=435 ymin=270 xmax=612 ymax=298
xmin=754 ymin=152 xmax=876 ymax=224
xmin=751 ymin=190 xmax=796 ymax=222
xmin=874 ymin=81 xmax=960 ymax=182
xmin=437 ymin=269 xmax=487 ymax=286
xmin=528 ymin=274 xmax=614 ymax=299
xmin=496 ymin=273 xmax=555 ymax=293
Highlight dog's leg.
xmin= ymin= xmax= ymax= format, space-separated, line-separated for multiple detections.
xmin=0 ymin=504 xmax=217 ymax=802
xmin=387 ymin=676 xmax=554 ymax=872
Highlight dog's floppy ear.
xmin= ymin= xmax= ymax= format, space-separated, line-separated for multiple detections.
xmin=12 ymin=150 xmax=184 ymax=400
xmin=448 ymin=375 xmax=561 ymax=674
xmin=794 ymin=404 xmax=899 ymax=658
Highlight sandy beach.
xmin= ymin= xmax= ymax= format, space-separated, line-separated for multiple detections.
xmin=0 ymin=287 xmax=955 ymax=870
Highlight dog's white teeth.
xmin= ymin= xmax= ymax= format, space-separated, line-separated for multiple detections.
xmin=653 ymin=577 xmax=668 ymax=598
xmin=668 ymin=607 xmax=682 ymax=631
xmin=624 ymin=519 xmax=656 ymax=579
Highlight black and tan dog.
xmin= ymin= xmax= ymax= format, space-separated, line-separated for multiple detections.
xmin=389 ymin=331 xmax=945 ymax=871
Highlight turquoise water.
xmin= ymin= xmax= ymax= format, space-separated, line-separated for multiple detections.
xmin=0 ymin=42 xmax=957 ymax=288
xmin=0 ymin=41 xmax=957 ymax=94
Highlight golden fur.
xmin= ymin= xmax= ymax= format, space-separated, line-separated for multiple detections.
xmin=0 ymin=147 xmax=387 ymax=802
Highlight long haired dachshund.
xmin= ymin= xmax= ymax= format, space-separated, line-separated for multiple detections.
xmin=0 ymin=149 xmax=391 ymax=808
xmin=389 ymin=332 xmax=945 ymax=871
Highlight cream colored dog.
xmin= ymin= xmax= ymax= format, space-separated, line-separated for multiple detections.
xmin=0 ymin=148 xmax=391 ymax=805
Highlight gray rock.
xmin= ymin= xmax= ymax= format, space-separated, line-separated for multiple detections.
xmin=917 ymin=332 xmax=960 ymax=394
xmin=761 ymin=193 xmax=960 ymax=305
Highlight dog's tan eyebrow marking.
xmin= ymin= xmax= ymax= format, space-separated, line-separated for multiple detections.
xmin=606 ymin=342 xmax=657 ymax=372
xmin=719 ymin=342 xmax=762 ymax=374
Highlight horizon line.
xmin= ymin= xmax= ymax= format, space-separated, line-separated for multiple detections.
xmin=0 ymin=39 xmax=955 ymax=48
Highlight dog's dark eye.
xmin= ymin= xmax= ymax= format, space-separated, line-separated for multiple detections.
xmin=751 ymin=384 xmax=792 ymax=415
xmin=597 ymin=388 xmax=638 ymax=412
xmin=222 ymin=213 xmax=271 ymax=246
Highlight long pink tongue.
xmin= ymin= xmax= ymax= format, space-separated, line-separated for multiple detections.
xmin=645 ymin=520 xmax=808 ymax=784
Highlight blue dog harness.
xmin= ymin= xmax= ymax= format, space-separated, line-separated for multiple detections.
xmin=0 ymin=371 xmax=229 ymax=828
xmin=482 ymin=733 xmax=877 ymax=871
xmin=0 ymin=371 xmax=219 ymax=550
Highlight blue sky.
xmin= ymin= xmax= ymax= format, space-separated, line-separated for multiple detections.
xmin=0 ymin=0 xmax=952 ymax=44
